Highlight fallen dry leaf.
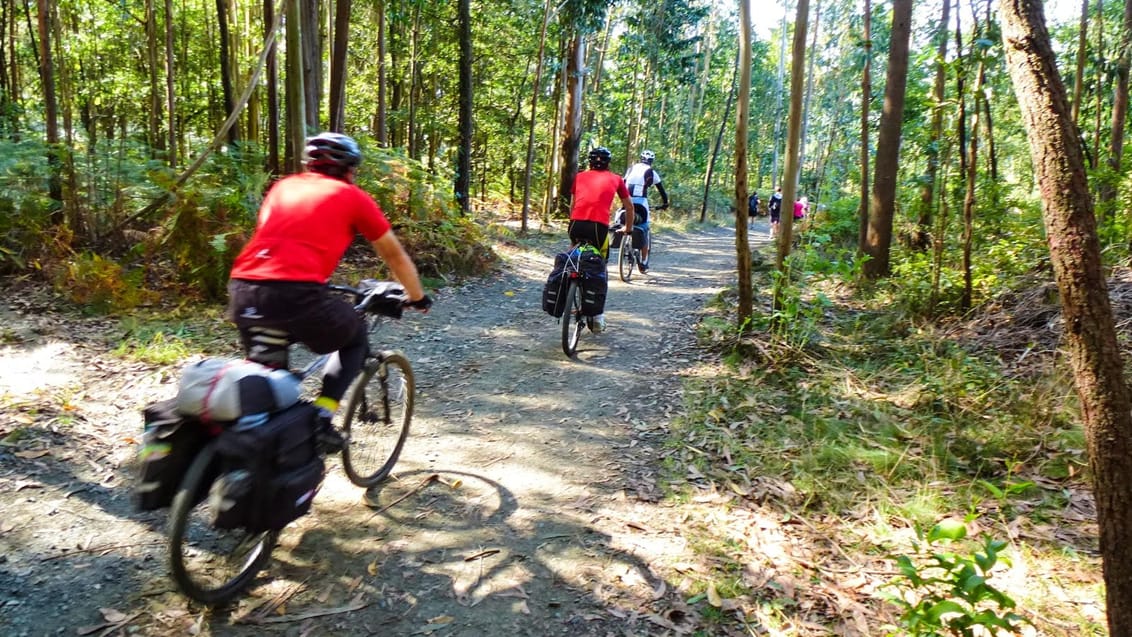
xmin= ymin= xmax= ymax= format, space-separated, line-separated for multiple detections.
xmin=99 ymin=608 xmax=127 ymax=623
xmin=706 ymin=582 xmax=723 ymax=608
xmin=427 ymin=615 xmax=454 ymax=624
xmin=15 ymin=449 xmax=50 ymax=459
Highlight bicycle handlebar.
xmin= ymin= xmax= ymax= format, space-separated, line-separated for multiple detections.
xmin=328 ymin=280 xmax=409 ymax=318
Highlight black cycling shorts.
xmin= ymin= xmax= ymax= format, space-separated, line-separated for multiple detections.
xmin=568 ymin=219 xmax=609 ymax=254
xmin=227 ymin=279 xmax=364 ymax=361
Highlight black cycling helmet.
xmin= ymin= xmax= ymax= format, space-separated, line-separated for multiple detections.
xmin=640 ymin=149 xmax=656 ymax=164
xmin=303 ymin=132 xmax=362 ymax=175
xmin=588 ymin=146 xmax=612 ymax=170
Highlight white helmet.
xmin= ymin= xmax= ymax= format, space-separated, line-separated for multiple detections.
xmin=640 ymin=150 xmax=655 ymax=163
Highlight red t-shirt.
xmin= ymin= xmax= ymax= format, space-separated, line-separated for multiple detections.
xmin=569 ymin=169 xmax=630 ymax=225
xmin=230 ymin=173 xmax=392 ymax=283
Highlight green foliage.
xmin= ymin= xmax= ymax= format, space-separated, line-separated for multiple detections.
xmin=884 ymin=521 xmax=1029 ymax=637
xmin=56 ymin=251 xmax=154 ymax=312
xmin=0 ymin=139 xmax=66 ymax=273
xmin=355 ymin=145 xmax=497 ymax=278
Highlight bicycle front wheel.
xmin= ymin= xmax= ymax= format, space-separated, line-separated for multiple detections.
xmin=342 ymin=351 xmax=414 ymax=487
xmin=561 ymin=280 xmax=584 ymax=357
xmin=619 ymin=235 xmax=634 ymax=283
xmin=168 ymin=442 xmax=278 ymax=605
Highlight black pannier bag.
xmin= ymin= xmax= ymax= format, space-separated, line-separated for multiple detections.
xmin=209 ymin=402 xmax=325 ymax=532
xmin=576 ymin=248 xmax=608 ymax=316
xmin=136 ymin=398 xmax=213 ymax=511
xmin=542 ymin=251 xmax=570 ymax=318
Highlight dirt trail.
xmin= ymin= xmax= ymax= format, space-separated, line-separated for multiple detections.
xmin=0 ymin=222 xmax=757 ymax=636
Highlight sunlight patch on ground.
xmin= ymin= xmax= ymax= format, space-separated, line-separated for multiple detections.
xmin=0 ymin=341 xmax=82 ymax=397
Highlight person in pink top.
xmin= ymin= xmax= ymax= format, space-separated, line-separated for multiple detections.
xmin=227 ymin=132 xmax=432 ymax=452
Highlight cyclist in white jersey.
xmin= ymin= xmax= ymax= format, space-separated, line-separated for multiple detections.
xmin=622 ymin=150 xmax=669 ymax=273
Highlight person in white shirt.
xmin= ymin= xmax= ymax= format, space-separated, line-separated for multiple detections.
xmin=622 ymin=150 xmax=669 ymax=273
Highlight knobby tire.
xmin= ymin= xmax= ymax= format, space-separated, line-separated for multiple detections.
xmin=342 ymin=351 xmax=415 ymax=487
xmin=561 ymin=280 xmax=584 ymax=357
xmin=619 ymin=234 xmax=634 ymax=283
xmin=167 ymin=441 xmax=278 ymax=605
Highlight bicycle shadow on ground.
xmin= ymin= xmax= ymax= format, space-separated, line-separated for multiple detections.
xmin=194 ymin=466 xmax=705 ymax=636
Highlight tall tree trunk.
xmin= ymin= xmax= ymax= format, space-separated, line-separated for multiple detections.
xmin=328 ymin=0 xmax=350 ymax=131
xmin=862 ymin=0 xmax=913 ymax=279
xmin=521 ymin=0 xmax=552 ymax=232
xmin=389 ymin=0 xmax=402 ymax=148
xmin=216 ymin=0 xmax=236 ymax=144
xmin=962 ymin=28 xmax=986 ymax=312
xmin=1092 ymin=0 xmax=1105 ymax=170
xmin=702 ymin=55 xmax=737 ymax=224
xmin=583 ymin=11 xmax=613 ymax=133
xmin=775 ymin=0 xmax=808 ymax=273
xmin=408 ymin=2 xmax=421 ymax=159
xmin=798 ymin=0 xmax=820 ymax=191
xmin=1073 ymin=0 xmax=1090 ymax=124
xmin=1001 ymin=3 xmax=1132 ymax=634
xmin=35 ymin=0 xmax=61 ymax=215
xmin=301 ymin=0 xmax=320 ymax=131
xmin=285 ymin=0 xmax=306 ymax=172
xmin=454 ymin=0 xmax=471 ymax=215
xmin=375 ymin=0 xmax=386 ymax=145
xmin=734 ymin=0 xmax=753 ymax=324
xmin=164 ymin=0 xmax=177 ymax=165
xmin=858 ymin=0 xmax=872 ymax=255
xmin=264 ymin=0 xmax=279 ymax=174
xmin=556 ymin=32 xmax=584 ymax=218
xmin=543 ymin=35 xmax=566 ymax=220
xmin=912 ymin=0 xmax=950 ymax=252
xmin=771 ymin=6 xmax=787 ymax=188
xmin=146 ymin=0 xmax=161 ymax=152
xmin=1102 ymin=0 xmax=1132 ymax=210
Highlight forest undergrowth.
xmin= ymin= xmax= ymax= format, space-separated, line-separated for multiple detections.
xmin=663 ymin=244 xmax=1111 ymax=635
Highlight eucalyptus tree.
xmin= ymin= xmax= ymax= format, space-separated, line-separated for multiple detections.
xmin=1001 ymin=1 xmax=1132 ymax=632
xmin=1100 ymin=0 xmax=1132 ymax=211
xmin=455 ymin=0 xmax=470 ymax=214
xmin=775 ymin=0 xmax=807 ymax=273
xmin=216 ymin=0 xmax=237 ymax=144
xmin=862 ymin=0 xmax=913 ymax=279
xmin=36 ymin=0 xmax=62 ymax=213
xmin=735 ymin=0 xmax=753 ymax=324
xmin=554 ymin=0 xmax=609 ymax=216
xmin=857 ymin=0 xmax=872 ymax=255
xmin=911 ymin=0 xmax=950 ymax=253
xmin=328 ymin=0 xmax=352 ymax=132
xmin=1072 ymin=0 xmax=1089 ymax=123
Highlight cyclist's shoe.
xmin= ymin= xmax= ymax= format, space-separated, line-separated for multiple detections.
xmin=639 ymin=263 xmax=649 ymax=274
xmin=315 ymin=412 xmax=346 ymax=455
xmin=591 ymin=314 xmax=607 ymax=333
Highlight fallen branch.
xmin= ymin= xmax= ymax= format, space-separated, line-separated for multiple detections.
xmin=365 ymin=474 xmax=439 ymax=519
xmin=41 ymin=541 xmax=164 ymax=562
xmin=246 ymin=595 xmax=370 ymax=624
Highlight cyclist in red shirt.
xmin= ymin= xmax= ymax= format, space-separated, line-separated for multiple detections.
xmin=227 ymin=132 xmax=432 ymax=452
xmin=567 ymin=147 xmax=634 ymax=332
xmin=568 ymin=147 xmax=634 ymax=258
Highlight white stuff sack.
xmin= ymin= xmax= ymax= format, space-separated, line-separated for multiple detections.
xmin=175 ymin=358 xmax=301 ymax=422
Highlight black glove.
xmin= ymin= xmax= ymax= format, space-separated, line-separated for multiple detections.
xmin=405 ymin=294 xmax=434 ymax=311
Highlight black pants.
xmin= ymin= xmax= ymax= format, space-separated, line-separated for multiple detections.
xmin=227 ymin=279 xmax=366 ymax=402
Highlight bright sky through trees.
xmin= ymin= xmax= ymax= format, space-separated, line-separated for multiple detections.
xmin=742 ymin=0 xmax=1079 ymax=41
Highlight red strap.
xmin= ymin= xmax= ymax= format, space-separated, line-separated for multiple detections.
xmin=199 ymin=360 xmax=238 ymax=425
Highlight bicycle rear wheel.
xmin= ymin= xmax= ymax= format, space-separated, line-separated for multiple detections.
xmin=342 ymin=351 xmax=414 ymax=487
xmin=561 ymin=280 xmax=584 ymax=357
xmin=619 ymin=235 xmax=634 ymax=283
xmin=168 ymin=442 xmax=278 ymax=605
